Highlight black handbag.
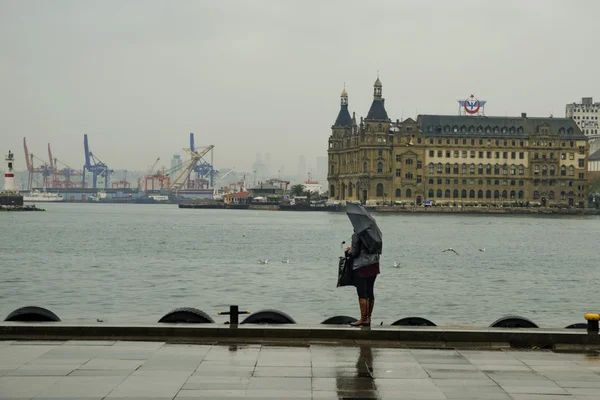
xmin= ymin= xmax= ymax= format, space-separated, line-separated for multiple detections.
xmin=337 ymin=256 xmax=354 ymax=287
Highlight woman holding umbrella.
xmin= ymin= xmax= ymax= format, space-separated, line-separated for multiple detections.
xmin=344 ymin=203 xmax=382 ymax=327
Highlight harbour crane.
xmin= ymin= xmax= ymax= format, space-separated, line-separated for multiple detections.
xmin=23 ymin=137 xmax=51 ymax=190
xmin=189 ymin=133 xmax=216 ymax=187
xmin=170 ymin=143 xmax=215 ymax=190
xmin=48 ymin=143 xmax=82 ymax=188
xmin=82 ymin=134 xmax=114 ymax=189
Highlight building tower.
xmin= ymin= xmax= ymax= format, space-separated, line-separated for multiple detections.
xmin=360 ymin=75 xmax=391 ymax=204
xmin=328 ymin=85 xmax=354 ymax=199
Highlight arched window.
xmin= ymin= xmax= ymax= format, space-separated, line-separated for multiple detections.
xmin=542 ymin=165 xmax=548 ymax=176
xmin=533 ymin=191 xmax=540 ymax=200
xmin=330 ymin=165 xmax=335 ymax=175
xmin=406 ymin=189 xmax=412 ymax=198
xmin=437 ymin=163 xmax=443 ymax=173
xmin=510 ymin=165 xmax=516 ymax=175
xmin=469 ymin=190 xmax=475 ymax=198
xmin=462 ymin=164 xmax=467 ymax=174
xmin=550 ymin=165 xmax=555 ymax=176
xmin=454 ymin=164 xmax=459 ymax=174
xmin=477 ymin=190 xmax=483 ymax=199
xmin=445 ymin=163 xmax=451 ymax=174
xmin=349 ymin=184 xmax=353 ymax=197
xmin=478 ymin=164 xmax=483 ymax=174
xmin=395 ymin=188 xmax=401 ymax=198
xmin=560 ymin=191 xmax=566 ymax=200
xmin=437 ymin=189 xmax=443 ymax=198
xmin=486 ymin=164 xmax=492 ymax=175
xmin=568 ymin=166 xmax=574 ymax=176
xmin=510 ymin=190 xmax=516 ymax=199
xmin=494 ymin=190 xmax=500 ymax=199
xmin=428 ymin=189 xmax=434 ymax=198
xmin=560 ymin=166 xmax=566 ymax=176
xmin=461 ymin=189 xmax=467 ymax=198
xmin=470 ymin=164 xmax=475 ymax=174
xmin=428 ymin=178 xmax=434 ymax=184
xmin=486 ymin=190 xmax=491 ymax=199
xmin=376 ymin=183 xmax=384 ymax=197
xmin=534 ymin=165 xmax=540 ymax=175
xmin=330 ymin=185 xmax=335 ymax=197
xmin=453 ymin=189 xmax=459 ymax=198
xmin=501 ymin=190 xmax=508 ymax=199
xmin=502 ymin=165 xmax=508 ymax=175
xmin=445 ymin=189 xmax=451 ymax=198
xmin=519 ymin=166 xmax=524 ymax=176
xmin=377 ymin=162 xmax=383 ymax=173
xmin=363 ymin=162 xmax=367 ymax=173
xmin=428 ymin=163 xmax=434 ymax=173
xmin=548 ymin=191 xmax=554 ymax=200
xmin=518 ymin=190 xmax=524 ymax=199
xmin=494 ymin=165 xmax=500 ymax=175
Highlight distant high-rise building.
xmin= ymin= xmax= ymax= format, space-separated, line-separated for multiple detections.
xmin=297 ymin=155 xmax=306 ymax=180
xmin=171 ymin=155 xmax=182 ymax=173
xmin=264 ymin=153 xmax=272 ymax=178
xmin=316 ymin=156 xmax=328 ymax=180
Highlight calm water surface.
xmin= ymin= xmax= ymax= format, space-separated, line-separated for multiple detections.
xmin=1 ymin=203 xmax=599 ymax=327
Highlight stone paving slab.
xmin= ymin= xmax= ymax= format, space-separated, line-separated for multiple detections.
xmin=2 ymin=340 xmax=600 ymax=399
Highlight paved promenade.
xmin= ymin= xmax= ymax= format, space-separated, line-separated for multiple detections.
xmin=1 ymin=340 xmax=600 ymax=399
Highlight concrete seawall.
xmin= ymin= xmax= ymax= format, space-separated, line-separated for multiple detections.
xmin=2 ymin=323 xmax=599 ymax=350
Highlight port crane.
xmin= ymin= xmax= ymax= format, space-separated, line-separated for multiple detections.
xmin=170 ymin=142 xmax=215 ymax=190
xmin=189 ymin=133 xmax=216 ymax=188
xmin=23 ymin=137 xmax=51 ymax=190
xmin=48 ymin=143 xmax=83 ymax=188
xmin=82 ymin=134 xmax=114 ymax=188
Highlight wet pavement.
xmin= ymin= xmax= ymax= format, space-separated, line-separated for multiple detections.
xmin=1 ymin=340 xmax=600 ymax=399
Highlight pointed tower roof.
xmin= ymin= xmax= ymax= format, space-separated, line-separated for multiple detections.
xmin=366 ymin=75 xmax=388 ymax=121
xmin=334 ymin=86 xmax=352 ymax=127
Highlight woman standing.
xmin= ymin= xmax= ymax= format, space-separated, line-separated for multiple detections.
xmin=345 ymin=233 xmax=380 ymax=327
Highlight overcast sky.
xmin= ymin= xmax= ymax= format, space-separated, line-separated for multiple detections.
xmin=1 ymin=0 xmax=598 ymax=174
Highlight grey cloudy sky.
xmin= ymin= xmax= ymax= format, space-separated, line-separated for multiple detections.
xmin=1 ymin=0 xmax=598 ymax=174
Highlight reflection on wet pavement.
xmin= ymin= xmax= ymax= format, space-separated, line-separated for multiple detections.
xmin=2 ymin=340 xmax=600 ymax=399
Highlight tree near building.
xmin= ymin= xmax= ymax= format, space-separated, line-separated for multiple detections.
xmin=291 ymin=184 xmax=305 ymax=197
xmin=588 ymin=177 xmax=600 ymax=196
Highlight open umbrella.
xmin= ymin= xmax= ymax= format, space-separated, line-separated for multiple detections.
xmin=346 ymin=203 xmax=382 ymax=254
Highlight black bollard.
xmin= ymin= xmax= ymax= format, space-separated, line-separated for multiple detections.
xmin=584 ymin=313 xmax=599 ymax=334
xmin=218 ymin=305 xmax=250 ymax=325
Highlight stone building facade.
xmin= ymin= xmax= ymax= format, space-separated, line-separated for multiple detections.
xmin=328 ymin=78 xmax=590 ymax=207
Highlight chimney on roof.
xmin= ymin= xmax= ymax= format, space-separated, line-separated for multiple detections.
xmin=521 ymin=113 xmax=527 ymax=118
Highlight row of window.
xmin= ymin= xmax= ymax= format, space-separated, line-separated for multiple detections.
xmin=341 ymin=183 xmax=581 ymax=199
xmin=425 ymin=149 xmax=582 ymax=161
xmin=426 ymin=163 xmax=525 ymax=176
xmin=422 ymin=189 xmax=576 ymax=200
xmin=429 ymin=178 xmax=525 ymax=186
xmin=425 ymin=126 xmax=575 ymax=136
xmin=426 ymin=178 xmax=577 ymax=188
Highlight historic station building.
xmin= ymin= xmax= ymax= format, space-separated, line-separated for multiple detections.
xmin=327 ymin=78 xmax=590 ymax=207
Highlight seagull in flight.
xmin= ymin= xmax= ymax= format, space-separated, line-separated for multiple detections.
xmin=442 ymin=248 xmax=459 ymax=255
xmin=281 ymin=259 xmax=290 ymax=264
xmin=479 ymin=248 xmax=486 ymax=252
xmin=258 ymin=259 xmax=268 ymax=264
xmin=392 ymin=261 xmax=401 ymax=268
